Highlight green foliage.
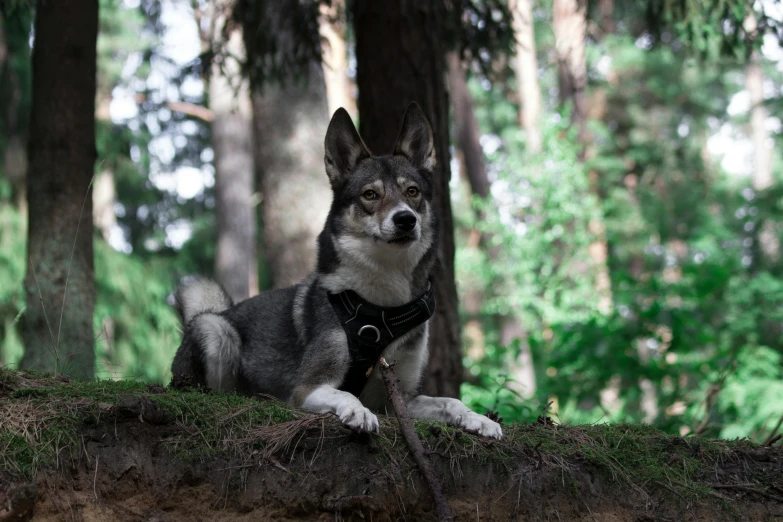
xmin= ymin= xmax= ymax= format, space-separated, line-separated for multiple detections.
xmin=617 ymin=0 xmax=783 ymax=60
xmin=93 ymin=239 xmax=182 ymax=382
xmin=459 ymin=25 xmax=783 ymax=444
xmin=97 ymin=0 xmax=150 ymax=96
xmin=0 ymin=202 xmax=26 ymax=367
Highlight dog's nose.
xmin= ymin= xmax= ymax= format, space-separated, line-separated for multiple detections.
xmin=392 ymin=211 xmax=417 ymax=232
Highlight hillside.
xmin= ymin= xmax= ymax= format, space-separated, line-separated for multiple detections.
xmin=1 ymin=368 xmax=781 ymax=521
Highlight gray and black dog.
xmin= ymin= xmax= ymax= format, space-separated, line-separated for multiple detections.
xmin=171 ymin=103 xmax=502 ymax=439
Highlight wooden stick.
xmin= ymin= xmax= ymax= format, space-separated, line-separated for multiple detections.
xmin=379 ymin=357 xmax=454 ymax=522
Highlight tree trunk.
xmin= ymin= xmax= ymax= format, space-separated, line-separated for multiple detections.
xmin=92 ymin=168 xmax=115 ymax=242
xmin=237 ymin=1 xmax=332 ymax=290
xmin=446 ymin=52 xmax=488 ymax=199
xmin=745 ymin=14 xmax=777 ymax=263
xmin=319 ymin=0 xmax=357 ymax=119
xmin=21 ymin=0 xmax=98 ymax=379
xmin=353 ymin=0 xmax=462 ymax=398
xmin=747 ymin=52 xmax=772 ymax=192
xmin=447 ymin=54 xmax=487 ymax=368
xmin=510 ymin=0 xmax=542 ymax=153
xmin=552 ymin=0 xmax=612 ymax=314
xmin=598 ymin=0 xmax=615 ymax=35
xmin=93 ymin=96 xmax=116 ymax=243
xmin=208 ymin=4 xmax=258 ymax=302
xmin=248 ymin=65 xmax=332 ymax=288
xmin=238 ymin=0 xmax=333 ymax=291
xmin=508 ymin=0 xmax=542 ymax=395
xmin=552 ymin=0 xmax=588 ymax=145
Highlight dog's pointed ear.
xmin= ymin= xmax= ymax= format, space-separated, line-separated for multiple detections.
xmin=324 ymin=108 xmax=371 ymax=186
xmin=393 ymin=102 xmax=436 ymax=173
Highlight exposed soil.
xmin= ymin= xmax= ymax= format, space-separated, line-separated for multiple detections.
xmin=1 ymin=370 xmax=782 ymax=521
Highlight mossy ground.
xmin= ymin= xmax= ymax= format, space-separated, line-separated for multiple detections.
xmin=1 ymin=367 xmax=781 ymax=520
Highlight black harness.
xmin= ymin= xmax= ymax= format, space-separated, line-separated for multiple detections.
xmin=327 ymin=280 xmax=436 ymax=397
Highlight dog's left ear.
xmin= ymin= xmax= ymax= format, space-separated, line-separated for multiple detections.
xmin=393 ymin=102 xmax=436 ymax=172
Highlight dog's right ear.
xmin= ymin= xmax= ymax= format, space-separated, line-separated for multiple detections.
xmin=324 ymin=108 xmax=371 ymax=186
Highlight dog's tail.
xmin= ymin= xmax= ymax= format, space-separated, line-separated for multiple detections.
xmin=174 ymin=276 xmax=233 ymax=326
xmin=173 ymin=276 xmax=240 ymax=392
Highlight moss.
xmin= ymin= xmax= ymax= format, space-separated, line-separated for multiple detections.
xmin=0 ymin=365 xmax=20 ymax=388
xmin=0 ymin=432 xmax=36 ymax=477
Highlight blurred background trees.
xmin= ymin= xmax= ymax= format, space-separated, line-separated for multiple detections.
xmin=1 ymin=0 xmax=783 ymax=443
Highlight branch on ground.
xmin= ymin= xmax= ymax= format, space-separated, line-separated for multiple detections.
xmin=379 ymin=357 xmax=454 ymax=522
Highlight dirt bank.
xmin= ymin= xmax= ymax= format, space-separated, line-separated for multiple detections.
xmin=1 ymin=369 xmax=782 ymax=521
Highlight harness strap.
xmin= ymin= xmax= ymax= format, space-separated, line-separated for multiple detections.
xmin=327 ymin=280 xmax=436 ymax=397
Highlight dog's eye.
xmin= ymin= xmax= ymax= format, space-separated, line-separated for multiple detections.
xmin=406 ymin=187 xmax=420 ymax=197
xmin=363 ymin=190 xmax=378 ymax=200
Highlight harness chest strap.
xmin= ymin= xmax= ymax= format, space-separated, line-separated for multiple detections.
xmin=327 ymin=280 xmax=436 ymax=397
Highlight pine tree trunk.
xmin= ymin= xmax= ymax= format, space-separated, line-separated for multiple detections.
xmin=21 ymin=0 xmax=98 ymax=379
xmin=446 ymin=52 xmax=488 ymax=199
xmin=747 ymin=52 xmax=772 ymax=193
xmin=353 ymin=0 xmax=462 ymax=398
xmin=598 ymin=0 xmax=615 ymax=35
xmin=552 ymin=0 xmax=588 ymax=144
xmin=237 ymin=1 xmax=332 ymax=289
xmin=745 ymin=51 xmax=773 ymax=190
xmin=208 ymin=6 xmax=258 ymax=302
xmin=744 ymin=15 xmax=777 ymax=263
xmin=319 ymin=0 xmax=357 ymax=119
xmin=508 ymin=0 xmax=542 ymax=395
xmin=248 ymin=64 xmax=332 ymax=288
xmin=510 ymin=0 xmax=542 ymax=153
xmin=553 ymin=0 xmax=612 ymax=314
xmin=93 ymin=96 xmax=116 ymax=243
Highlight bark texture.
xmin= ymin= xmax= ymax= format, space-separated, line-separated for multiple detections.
xmin=510 ymin=0 xmax=542 ymax=153
xmin=553 ymin=0 xmax=612 ymax=314
xmin=353 ymin=0 xmax=462 ymax=398
xmin=247 ymin=69 xmax=332 ymax=288
xmin=21 ymin=0 xmax=99 ymax=378
xmin=747 ymin=53 xmax=772 ymax=193
xmin=745 ymin=15 xmax=777 ymax=263
xmin=93 ymin=97 xmax=115 ymax=243
xmin=209 ymin=3 xmax=258 ymax=302
xmin=446 ymin=52 xmax=488 ymax=199
xmin=598 ymin=0 xmax=615 ymax=35
xmin=552 ymin=0 xmax=588 ymax=143
xmin=319 ymin=0 xmax=357 ymax=119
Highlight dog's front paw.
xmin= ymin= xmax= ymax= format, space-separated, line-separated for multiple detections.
xmin=336 ymin=405 xmax=379 ymax=434
xmin=456 ymin=412 xmax=503 ymax=439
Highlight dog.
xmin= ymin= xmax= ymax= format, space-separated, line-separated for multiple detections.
xmin=170 ymin=103 xmax=502 ymax=439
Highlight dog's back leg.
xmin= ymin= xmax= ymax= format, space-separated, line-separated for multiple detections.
xmin=171 ymin=333 xmax=200 ymax=389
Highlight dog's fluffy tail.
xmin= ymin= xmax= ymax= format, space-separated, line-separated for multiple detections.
xmin=173 ymin=276 xmax=240 ymax=392
xmin=174 ymin=276 xmax=233 ymax=325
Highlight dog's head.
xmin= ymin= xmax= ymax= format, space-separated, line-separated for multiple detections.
xmin=319 ymin=103 xmax=437 ymax=266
